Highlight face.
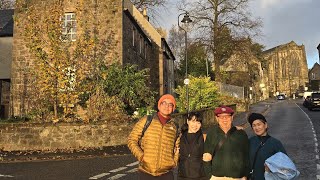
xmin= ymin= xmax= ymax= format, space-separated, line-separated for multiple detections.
xmin=216 ymin=113 xmax=233 ymax=129
xmin=187 ymin=117 xmax=202 ymax=133
xmin=158 ymin=99 xmax=174 ymax=117
xmin=252 ymin=120 xmax=268 ymax=136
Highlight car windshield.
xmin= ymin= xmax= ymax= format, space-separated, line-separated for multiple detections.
xmin=312 ymin=93 xmax=320 ymax=98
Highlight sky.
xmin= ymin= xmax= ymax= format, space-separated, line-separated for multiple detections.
xmin=156 ymin=0 xmax=320 ymax=69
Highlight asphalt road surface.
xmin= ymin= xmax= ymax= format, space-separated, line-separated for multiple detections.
xmin=1 ymin=98 xmax=320 ymax=180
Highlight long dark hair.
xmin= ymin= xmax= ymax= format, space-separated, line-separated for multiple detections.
xmin=181 ymin=112 xmax=203 ymax=133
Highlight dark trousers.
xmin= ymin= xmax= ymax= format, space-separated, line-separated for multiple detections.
xmin=139 ymin=171 xmax=174 ymax=180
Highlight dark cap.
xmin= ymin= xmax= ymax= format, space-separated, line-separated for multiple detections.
xmin=248 ymin=113 xmax=267 ymax=126
xmin=214 ymin=106 xmax=234 ymax=115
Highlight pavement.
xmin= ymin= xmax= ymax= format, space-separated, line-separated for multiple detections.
xmin=0 ymin=99 xmax=275 ymax=163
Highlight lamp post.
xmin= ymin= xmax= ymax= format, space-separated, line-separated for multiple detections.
xmin=178 ymin=12 xmax=192 ymax=114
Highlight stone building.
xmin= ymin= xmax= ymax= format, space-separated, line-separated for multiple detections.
xmin=263 ymin=41 xmax=308 ymax=97
xmin=221 ymin=50 xmax=269 ymax=101
xmin=10 ymin=0 xmax=175 ymax=117
xmin=308 ymin=63 xmax=320 ymax=91
xmin=308 ymin=43 xmax=320 ymax=91
xmin=0 ymin=9 xmax=14 ymax=119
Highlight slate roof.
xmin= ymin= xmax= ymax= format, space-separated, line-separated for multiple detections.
xmin=0 ymin=9 xmax=14 ymax=37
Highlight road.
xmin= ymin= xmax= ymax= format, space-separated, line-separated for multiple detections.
xmin=0 ymin=99 xmax=319 ymax=180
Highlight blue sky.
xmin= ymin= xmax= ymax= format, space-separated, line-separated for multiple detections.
xmin=157 ymin=0 xmax=320 ymax=69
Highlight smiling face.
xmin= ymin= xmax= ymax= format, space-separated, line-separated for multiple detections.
xmin=252 ymin=119 xmax=268 ymax=136
xmin=216 ymin=113 xmax=233 ymax=130
xmin=187 ymin=116 xmax=202 ymax=133
xmin=158 ymin=99 xmax=174 ymax=118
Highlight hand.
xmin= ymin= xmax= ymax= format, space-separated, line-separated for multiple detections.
xmin=174 ymin=147 xmax=180 ymax=154
xmin=264 ymin=163 xmax=270 ymax=172
xmin=203 ymin=153 xmax=212 ymax=162
xmin=236 ymin=125 xmax=244 ymax=130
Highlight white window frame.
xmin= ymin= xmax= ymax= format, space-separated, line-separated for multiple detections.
xmin=62 ymin=13 xmax=77 ymax=41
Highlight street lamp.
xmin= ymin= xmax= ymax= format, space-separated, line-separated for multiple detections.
xmin=178 ymin=12 xmax=192 ymax=114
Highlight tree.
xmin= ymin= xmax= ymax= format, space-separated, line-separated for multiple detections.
xmin=168 ymin=26 xmax=214 ymax=85
xmin=180 ymin=0 xmax=262 ymax=82
xmin=0 ymin=0 xmax=14 ymax=9
xmin=130 ymin=0 xmax=166 ymax=9
xmin=15 ymin=0 xmax=102 ymax=122
xmin=102 ymin=64 xmax=156 ymax=115
xmin=175 ymin=76 xmax=220 ymax=113
xmin=180 ymin=42 xmax=214 ymax=78
xmin=130 ymin=0 xmax=168 ymax=27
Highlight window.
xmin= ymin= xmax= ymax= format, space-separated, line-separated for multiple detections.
xmin=311 ymin=73 xmax=315 ymax=79
xmin=62 ymin=13 xmax=77 ymax=41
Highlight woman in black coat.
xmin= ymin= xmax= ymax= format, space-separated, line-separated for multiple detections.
xmin=178 ymin=112 xmax=206 ymax=180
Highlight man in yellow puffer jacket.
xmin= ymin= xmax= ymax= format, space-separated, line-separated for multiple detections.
xmin=128 ymin=94 xmax=180 ymax=180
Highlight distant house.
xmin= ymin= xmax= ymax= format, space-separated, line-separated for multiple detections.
xmin=10 ymin=0 xmax=175 ymax=117
xmin=0 ymin=9 xmax=14 ymax=119
xmin=308 ymin=44 xmax=320 ymax=91
xmin=263 ymin=41 xmax=309 ymax=97
xmin=221 ymin=49 xmax=269 ymax=101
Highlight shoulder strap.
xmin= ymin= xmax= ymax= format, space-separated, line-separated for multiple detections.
xmin=212 ymin=126 xmax=237 ymax=157
xmin=250 ymin=135 xmax=271 ymax=173
xmin=138 ymin=114 xmax=153 ymax=145
xmin=141 ymin=114 xmax=153 ymax=138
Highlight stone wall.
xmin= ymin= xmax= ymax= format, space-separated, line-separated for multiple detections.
xmin=0 ymin=104 xmax=238 ymax=151
xmin=0 ymin=122 xmax=132 ymax=151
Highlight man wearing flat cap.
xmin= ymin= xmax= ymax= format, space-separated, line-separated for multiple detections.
xmin=128 ymin=94 xmax=179 ymax=180
xmin=248 ymin=113 xmax=286 ymax=180
xmin=203 ymin=105 xmax=249 ymax=180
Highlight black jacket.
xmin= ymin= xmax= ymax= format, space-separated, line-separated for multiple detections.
xmin=178 ymin=130 xmax=206 ymax=179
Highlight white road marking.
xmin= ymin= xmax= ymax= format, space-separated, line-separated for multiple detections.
xmin=109 ymin=167 xmax=127 ymax=173
xmin=126 ymin=168 xmax=138 ymax=173
xmin=0 ymin=174 xmax=14 ymax=178
xmin=126 ymin=161 xmax=139 ymax=167
xmin=89 ymin=173 xmax=110 ymax=179
xmin=107 ymin=174 xmax=126 ymax=179
xmin=296 ymin=103 xmax=320 ymax=179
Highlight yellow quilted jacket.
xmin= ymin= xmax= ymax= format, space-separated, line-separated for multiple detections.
xmin=127 ymin=114 xmax=180 ymax=176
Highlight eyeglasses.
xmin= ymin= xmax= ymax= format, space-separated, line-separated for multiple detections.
xmin=161 ymin=101 xmax=174 ymax=108
xmin=217 ymin=115 xmax=232 ymax=119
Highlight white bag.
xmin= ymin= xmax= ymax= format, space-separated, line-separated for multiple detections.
xmin=264 ymin=152 xmax=300 ymax=180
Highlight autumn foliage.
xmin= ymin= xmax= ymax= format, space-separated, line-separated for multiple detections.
xmin=14 ymin=0 xmax=155 ymax=123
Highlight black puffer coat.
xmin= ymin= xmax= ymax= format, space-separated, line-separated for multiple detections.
xmin=178 ymin=130 xmax=206 ymax=179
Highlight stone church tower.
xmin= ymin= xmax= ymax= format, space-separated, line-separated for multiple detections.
xmin=263 ymin=41 xmax=308 ymax=97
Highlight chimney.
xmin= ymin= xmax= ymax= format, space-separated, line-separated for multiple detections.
xmin=142 ymin=7 xmax=149 ymax=21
